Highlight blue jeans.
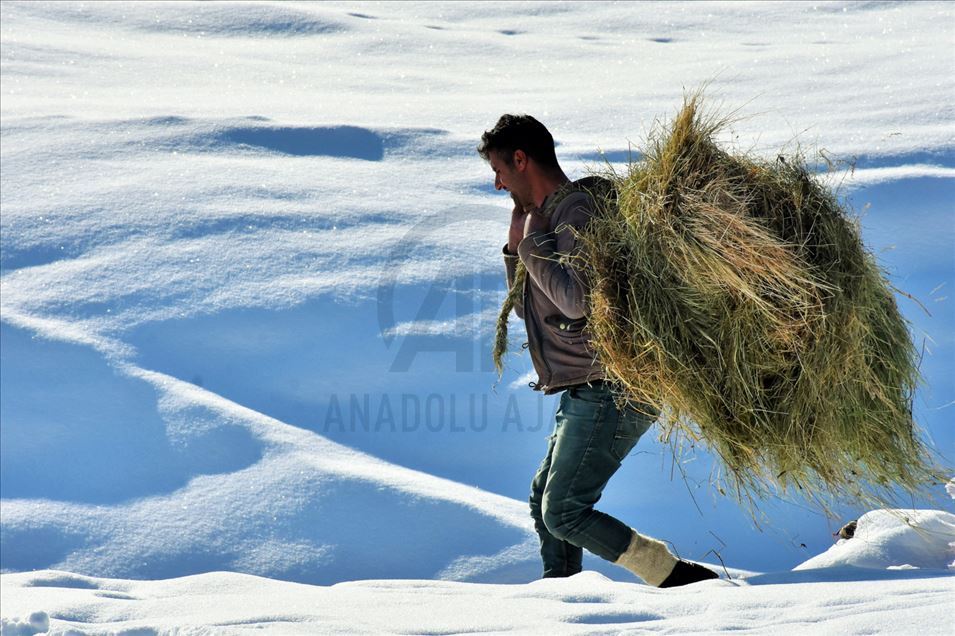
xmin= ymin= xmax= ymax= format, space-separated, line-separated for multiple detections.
xmin=528 ymin=380 xmax=656 ymax=578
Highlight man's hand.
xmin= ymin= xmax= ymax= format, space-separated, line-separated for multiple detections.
xmin=507 ymin=198 xmax=528 ymax=254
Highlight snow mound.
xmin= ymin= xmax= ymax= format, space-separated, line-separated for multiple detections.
xmin=795 ymin=509 xmax=955 ymax=571
xmin=0 ymin=357 xmax=542 ymax=584
xmin=2 ymin=566 xmax=953 ymax=635
xmin=0 ymin=612 xmax=48 ymax=636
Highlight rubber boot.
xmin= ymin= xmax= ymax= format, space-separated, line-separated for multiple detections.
xmin=614 ymin=530 xmax=678 ymax=586
xmin=615 ymin=529 xmax=719 ymax=587
xmin=658 ymin=559 xmax=720 ymax=587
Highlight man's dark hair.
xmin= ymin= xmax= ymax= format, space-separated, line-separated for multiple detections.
xmin=477 ymin=114 xmax=560 ymax=171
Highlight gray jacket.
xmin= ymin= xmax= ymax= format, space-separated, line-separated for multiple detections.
xmin=503 ymin=188 xmax=605 ymax=393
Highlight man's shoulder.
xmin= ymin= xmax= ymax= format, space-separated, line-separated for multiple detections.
xmin=552 ymin=190 xmax=597 ymax=227
xmin=559 ymin=190 xmax=595 ymax=207
xmin=555 ymin=176 xmax=614 ymax=213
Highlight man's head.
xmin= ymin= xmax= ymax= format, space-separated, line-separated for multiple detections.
xmin=478 ymin=114 xmax=561 ymax=208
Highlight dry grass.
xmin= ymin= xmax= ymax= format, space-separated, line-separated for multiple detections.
xmin=495 ymin=92 xmax=945 ymax=510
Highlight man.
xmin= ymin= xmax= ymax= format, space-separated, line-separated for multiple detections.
xmin=478 ymin=114 xmax=719 ymax=587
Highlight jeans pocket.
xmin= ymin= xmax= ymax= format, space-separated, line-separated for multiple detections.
xmin=610 ymin=431 xmax=639 ymax=462
xmin=610 ymin=406 xmax=655 ymax=462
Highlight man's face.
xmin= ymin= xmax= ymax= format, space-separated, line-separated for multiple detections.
xmin=489 ymin=149 xmax=530 ymax=207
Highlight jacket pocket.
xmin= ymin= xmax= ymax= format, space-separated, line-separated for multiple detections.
xmin=544 ymin=313 xmax=587 ymax=345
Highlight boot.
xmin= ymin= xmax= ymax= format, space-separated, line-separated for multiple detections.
xmin=658 ymin=559 xmax=720 ymax=588
xmin=615 ymin=529 xmax=719 ymax=587
xmin=614 ymin=530 xmax=679 ymax=586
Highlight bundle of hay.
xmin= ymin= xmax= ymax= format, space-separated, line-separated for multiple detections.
xmin=496 ymin=93 xmax=943 ymax=508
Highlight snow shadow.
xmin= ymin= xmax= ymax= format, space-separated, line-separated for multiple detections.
xmin=0 ymin=322 xmax=263 ymax=505
xmin=745 ymin=566 xmax=955 ymax=585
xmin=9 ymin=2 xmax=347 ymax=37
xmin=125 ymin=278 xmax=557 ymax=499
xmin=852 ymin=175 xmax=954 ymax=276
xmin=567 ymin=610 xmax=664 ymax=625
xmin=300 ymin=480 xmax=528 ymax=583
xmin=850 ymin=175 xmax=955 ymax=465
xmin=847 ymin=149 xmax=955 ymax=170
xmin=576 ymin=149 xmax=644 ymax=164
xmin=219 ymin=126 xmax=385 ymax=160
xmin=114 ymin=477 xmax=531 ymax=585
xmin=21 ymin=572 xmax=100 ymax=590
xmin=0 ymin=522 xmax=91 ymax=573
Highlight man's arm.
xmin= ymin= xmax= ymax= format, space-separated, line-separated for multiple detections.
xmin=504 ymin=200 xmax=527 ymax=319
xmin=517 ymin=192 xmax=594 ymax=320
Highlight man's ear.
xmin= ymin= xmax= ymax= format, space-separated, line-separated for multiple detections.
xmin=513 ymin=149 xmax=528 ymax=172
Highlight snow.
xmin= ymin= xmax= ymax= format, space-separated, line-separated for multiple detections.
xmin=2 ymin=566 xmax=954 ymax=635
xmin=794 ymin=510 xmax=955 ymax=571
xmin=2 ymin=0 xmax=954 ymax=633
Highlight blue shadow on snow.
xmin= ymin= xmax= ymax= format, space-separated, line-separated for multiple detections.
xmin=745 ymin=565 xmax=955 ymax=585
xmin=0 ymin=322 xmax=263 ymax=505
xmin=219 ymin=125 xmax=385 ymax=159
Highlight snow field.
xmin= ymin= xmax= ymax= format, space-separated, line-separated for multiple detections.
xmin=2 ymin=1 xmax=954 ymax=633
